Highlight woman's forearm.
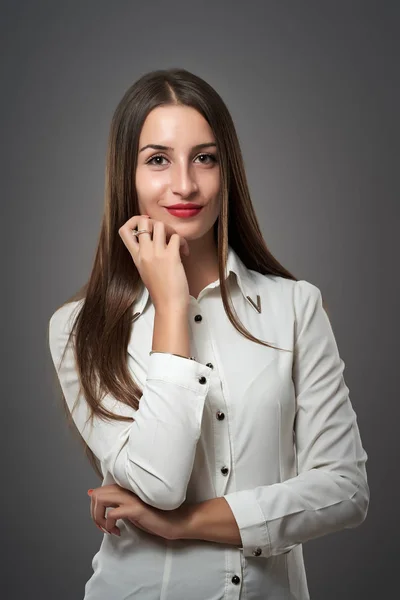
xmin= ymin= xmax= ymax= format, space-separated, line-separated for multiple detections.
xmin=152 ymin=311 xmax=241 ymax=543
xmin=178 ymin=497 xmax=242 ymax=546
xmin=152 ymin=307 xmax=190 ymax=357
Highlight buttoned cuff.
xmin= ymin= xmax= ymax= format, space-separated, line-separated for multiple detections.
xmin=223 ymin=489 xmax=272 ymax=558
xmin=146 ymin=351 xmax=213 ymax=392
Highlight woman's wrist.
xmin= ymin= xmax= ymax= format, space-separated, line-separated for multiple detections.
xmin=174 ymin=502 xmax=198 ymax=540
xmin=174 ymin=499 xmax=242 ymax=546
xmin=152 ymin=306 xmax=190 ymax=357
xmin=154 ymin=303 xmax=189 ymax=318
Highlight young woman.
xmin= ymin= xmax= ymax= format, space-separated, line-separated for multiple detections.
xmin=48 ymin=68 xmax=369 ymax=600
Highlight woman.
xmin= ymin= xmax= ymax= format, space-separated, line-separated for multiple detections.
xmin=48 ymin=68 xmax=369 ymax=600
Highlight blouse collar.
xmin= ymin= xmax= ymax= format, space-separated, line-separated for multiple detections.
xmin=131 ymin=244 xmax=260 ymax=322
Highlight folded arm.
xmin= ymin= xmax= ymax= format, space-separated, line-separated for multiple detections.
xmin=48 ymin=301 xmax=212 ymax=511
xmin=221 ymin=281 xmax=370 ymax=558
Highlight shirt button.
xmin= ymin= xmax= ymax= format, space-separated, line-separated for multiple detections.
xmin=252 ymin=547 xmax=262 ymax=556
xmin=194 ymin=314 xmax=202 ymax=322
xmin=198 ymin=376 xmax=207 ymax=384
xmin=206 ymin=362 xmax=214 ymax=369
xmin=231 ymin=575 xmax=240 ymax=585
xmin=221 ymin=466 xmax=229 ymax=475
xmin=216 ymin=411 xmax=225 ymax=420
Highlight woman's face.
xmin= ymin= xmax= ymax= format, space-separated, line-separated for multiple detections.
xmin=135 ymin=105 xmax=221 ymax=241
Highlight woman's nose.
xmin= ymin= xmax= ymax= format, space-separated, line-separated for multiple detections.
xmin=170 ymin=162 xmax=198 ymax=196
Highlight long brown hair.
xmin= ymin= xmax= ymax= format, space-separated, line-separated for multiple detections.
xmin=50 ymin=68 xmax=327 ymax=480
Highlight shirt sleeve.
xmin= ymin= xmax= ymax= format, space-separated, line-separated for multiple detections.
xmin=223 ymin=280 xmax=370 ymax=558
xmin=48 ymin=302 xmax=212 ymax=511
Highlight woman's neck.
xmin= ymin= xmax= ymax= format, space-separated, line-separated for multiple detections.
xmin=181 ymin=236 xmax=220 ymax=300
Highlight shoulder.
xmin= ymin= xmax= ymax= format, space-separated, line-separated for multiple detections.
xmin=48 ymin=299 xmax=85 ymax=352
xmin=250 ymin=270 xmax=321 ymax=307
xmin=247 ymin=271 xmax=325 ymax=332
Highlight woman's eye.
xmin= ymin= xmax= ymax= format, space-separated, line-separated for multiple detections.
xmin=147 ymin=155 xmax=168 ymax=166
xmin=146 ymin=153 xmax=217 ymax=166
xmin=197 ymin=153 xmax=217 ymax=164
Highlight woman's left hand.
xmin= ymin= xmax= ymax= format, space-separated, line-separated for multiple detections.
xmin=88 ymin=484 xmax=191 ymax=541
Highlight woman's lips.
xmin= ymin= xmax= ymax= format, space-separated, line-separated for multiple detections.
xmin=165 ymin=207 xmax=203 ymax=218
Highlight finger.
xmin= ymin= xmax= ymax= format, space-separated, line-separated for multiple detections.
xmin=92 ymin=486 xmax=132 ymax=534
xmin=134 ymin=216 xmax=153 ymax=252
xmin=118 ymin=215 xmax=151 ymax=257
xmin=119 ymin=215 xmax=188 ymax=257
xmin=167 ymin=232 xmax=189 ymax=257
xmin=130 ymin=215 xmax=179 ymax=246
xmin=90 ymin=493 xmax=107 ymax=534
xmin=163 ymin=224 xmax=189 ymax=254
xmin=166 ymin=229 xmax=189 ymax=256
xmin=106 ymin=499 xmax=143 ymax=526
xmin=89 ymin=494 xmax=94 ymax=520
xmin=105 ymin=508 xmax=121 ymax=536
xmin=93 ymin=491 xmax=120 ymax=535
xmin=152 ymin=220 xmax=166 ymax=253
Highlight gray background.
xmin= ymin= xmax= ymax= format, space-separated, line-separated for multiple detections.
xmin=3 ymin=1 xmax=398 ymax=598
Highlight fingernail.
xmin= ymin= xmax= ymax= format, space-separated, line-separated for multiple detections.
xmin=87 ymin=489 xmax=93 ymax=495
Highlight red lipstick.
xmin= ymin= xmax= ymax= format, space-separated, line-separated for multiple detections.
xmin=165 ymin=203 xmax=203 ymax=218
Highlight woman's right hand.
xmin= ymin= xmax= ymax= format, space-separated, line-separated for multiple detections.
xmin=118 ymin=215 xmax=191 ymax=312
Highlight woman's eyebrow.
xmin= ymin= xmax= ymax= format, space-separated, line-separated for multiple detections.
xmin=139 ymin=142 xmax=217 ymax=153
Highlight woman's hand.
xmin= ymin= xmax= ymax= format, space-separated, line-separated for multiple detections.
xmin=118 ymin=215 xmax=190 ymax=312
xmin=88 ymin=484 xmax=191 ymax=541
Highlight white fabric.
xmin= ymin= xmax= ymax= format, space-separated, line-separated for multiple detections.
xmin=48 ymin=245 xmax=369 ymax=599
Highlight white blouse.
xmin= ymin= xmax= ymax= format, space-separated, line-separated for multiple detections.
xmin=48 ymin=245 xmax=369 ymax=600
